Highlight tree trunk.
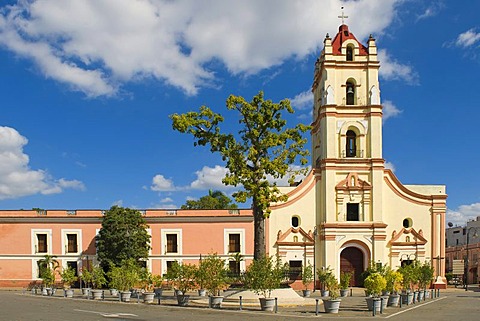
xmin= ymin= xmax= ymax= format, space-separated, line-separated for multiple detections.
xmin=253 ymin=203 xmax=266 ymax=260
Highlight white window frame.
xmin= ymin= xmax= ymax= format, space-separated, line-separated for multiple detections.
xmin=161 ymin=229 xmax=182 ymax=255
xmin=224 ymin=229 xmax=246 ymax=271
xmin=31 ymin=229 xmax=52 ymax=255
xmin=161 ymin=259 xmax=183 ymax=276
xmin=61 ymin=229 xmax=82 ymax=255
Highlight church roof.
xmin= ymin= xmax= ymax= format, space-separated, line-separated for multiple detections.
xmin=331 ymin=24 xmax=369 ymax=56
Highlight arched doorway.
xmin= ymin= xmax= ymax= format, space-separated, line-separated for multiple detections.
xmin=340 ymin=247 xmax=365 ymax=286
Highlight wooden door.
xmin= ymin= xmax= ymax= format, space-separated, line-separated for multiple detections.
xmin=340 ymin=247 xmax=364 ymax=286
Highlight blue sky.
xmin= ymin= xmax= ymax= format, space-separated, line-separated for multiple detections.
xmin=0 ymin=0 xmax=479 ymax=226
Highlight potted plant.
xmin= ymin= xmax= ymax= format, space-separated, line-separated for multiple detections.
xmin=323 ymin=274 xmax=341 ymax=313
xmin=339 ymin=271 xmax=352 ymax=297
xmin=108 ymin=259 xmax=140 ymax=302
xmin=399 ymin=262 xmax=417 ymax=305
xmin=151 ymin=274 xmax=164 ymax=298
xmin=317 ymin=266 xmax=334 ymax=297
xmin=79 ymin=267 xmax=93 ymax=296
xmin=168 ymin=262 xmax=198 ymax=306
xmin=90 ymin=265 xmax=107 ymax=299
xmin=385 ymin=268 xmax=403 ymax=307
xmin=139 ymin=269 xmax=158 ymax=303
xmin=364 ymin=272 xmax=386 ymax=312
xmin=195 ymin=259 xmax=208 ymax=297
xmin=60 ymin=266 xmax=77 ymax=298
xmin=38 ymin=255 xmax=59 ymax=296
xmin=244 ymin=256 xmax=288 ymax=311
xmin=198 ymin=253 xmax=230 ymax=308
xmin=40 ymin=267 xmax=56 ymax=296
xmin=418 ymin=261 xmax=434 ymax=300
xmin=302 ymin=263 xmax=314 ymax=297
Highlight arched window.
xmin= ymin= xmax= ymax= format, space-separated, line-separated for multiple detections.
xmin=346 ymin=45 xmax=354 ymax=61
xmin=346 ymin=130 xmax=357 ymax=157
xmin=346 ymin=81 xmax=355 ymax=105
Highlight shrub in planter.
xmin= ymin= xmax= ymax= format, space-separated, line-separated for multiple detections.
xmin=79 ymin=267 xmax=93 ymax=291
xmin=198 ymin=253 xmax=230 ymax=308
xmin=244 ymin=256 xmax=287 ymax=299
xmin=364 ymin=272 xmax=387 ymax=311
xmin=384 ymin=268 xmax=402 ymax=306
xmin=418 ymin=261 xmax=434 ymax=291
xmin=323 ymin=274 xmax=341 ymax=313
xmin=340 ymin=271 xmax=352 ymax=297
xmin=108 ymin=259 xmax=141 ymax=302
xmin=165 ymin=261 xmax=198 ymax=306
xmin=317 ymin=266 xmax=334 ymax=296
xmin=302 ymin=263 xmax=314 ymax=297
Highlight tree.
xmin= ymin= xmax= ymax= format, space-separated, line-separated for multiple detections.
xmin=181 ymin=190 xmax=238 ymax=209
xmin=171 ymin=91 xmax=310 ymax=259
xmin=96 ymin=206 xmax=151 ymax=269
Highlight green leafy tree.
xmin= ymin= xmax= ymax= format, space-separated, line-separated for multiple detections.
xmin=96 ymin=206 xmax=151 ymax=269
xmin=181 ymin=190 xmax=238 ymax=209
xmin=171 ymin=91 xmax=310 ymax=259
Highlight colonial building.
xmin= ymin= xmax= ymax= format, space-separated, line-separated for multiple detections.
xmin=0 ymin=24 xmax=447 ymax=289
xmin=267 ymin=24 xmax=447 ymax=288
xmin=0 ymin=209 xmax=254 ymax=287
xmin=445 ymin=217 xmax=480 ymax=285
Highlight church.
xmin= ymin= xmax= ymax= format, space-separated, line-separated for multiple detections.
xmin=0 ymin=23 xmax=447 ymax=289
xmin=267 ymin=23 xmax=447 ymax=288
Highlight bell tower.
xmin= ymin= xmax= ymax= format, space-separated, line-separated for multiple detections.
xmin=312 ymin=23 xmax=385 ymax=224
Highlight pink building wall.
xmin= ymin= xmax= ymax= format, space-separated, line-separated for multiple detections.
xmin=0 ymin=209 xmax=254 ymax=287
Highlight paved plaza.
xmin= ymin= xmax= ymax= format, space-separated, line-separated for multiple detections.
xmin=2 ymin=287 xmax=479 ymax=320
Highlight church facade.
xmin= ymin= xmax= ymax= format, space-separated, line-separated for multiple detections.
xmin=268 ymin=24 xmax=447 ymax=288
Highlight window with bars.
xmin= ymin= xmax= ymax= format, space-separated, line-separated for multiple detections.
xmin=228 ymin=234 xmax=241 ymax=253
xmin=166 ymin=234 xmax=178 ymax=253
xmin=66 ymin=234 xmax=78 ymax=253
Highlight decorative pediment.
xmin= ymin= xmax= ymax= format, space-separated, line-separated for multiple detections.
xmin=276 ymin=227 xmax=314 ymax=246
xmin=388 ymin=228 xmax=427 ymax=246
xmin=336 ymin=172 xmax=372 ymax=191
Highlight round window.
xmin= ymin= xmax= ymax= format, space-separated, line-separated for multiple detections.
xmin=291 ymin=216 xmax=300 ymax=228
xmin=403 ymin=218 xmax=413 ymax=228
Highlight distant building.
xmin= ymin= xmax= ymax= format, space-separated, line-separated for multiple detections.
xmin=445 ymin=216 xmax=480 ymax=284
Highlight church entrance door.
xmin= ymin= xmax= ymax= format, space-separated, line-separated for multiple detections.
xmin=340 ymin=247 xmax=364 ymax=286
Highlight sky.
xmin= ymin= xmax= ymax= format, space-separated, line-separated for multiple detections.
xmin=0 ymin=0 xmax=479 ymax=227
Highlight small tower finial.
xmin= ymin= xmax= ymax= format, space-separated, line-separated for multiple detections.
xmin=338 ymin=6 xmax=349 ymax=25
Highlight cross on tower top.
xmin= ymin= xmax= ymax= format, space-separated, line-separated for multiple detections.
xmin=338 ymin=6 xmax=348 ymax=24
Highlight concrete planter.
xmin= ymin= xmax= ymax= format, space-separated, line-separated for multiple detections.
xmin=323 ymin=299 xmax=341 ymax=313
xmin=209 ymin=295 xmax=224 ymax=308
xmin=259 ymin=297 xmax=275 ymax=311
xmin=177 ymin=294 xmax=190 ymax=306
xmin=142 ymin=292 xmax=155 ymax=303
xmin=120 ymin=291 xmax=132 ymax=302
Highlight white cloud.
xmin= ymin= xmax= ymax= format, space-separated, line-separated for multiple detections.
xmin=382 ymin=100 xmax=402 ymax=122
xmin=378 ymin=49 xmax=419 ymax=85
xmin=0 ymin=126 xmax=85 ymax=199
xmin=455 ymin=28 xmax=480 ymax=48
xmin=266 ymin=165 xmax=310 ymax=186
xmin=415 ymin=3 xmax=443 ymax=22
xmin=190 ymin=165 xmax=231 ymax=190
xmin=447 ymin=203 xmax=480 ymax=227
xmin=112 ymin=199 xmax=123 ymax=207
xmin=290 ymin=90 xmax=313 ymax=111
xmin=150 ymin=174 xmax=176 ymax=191
xmin=0 ymin=0 xmax=403 ymax=97
xmin=384 ymin=161 xmax=396 ymax=172
xmin=160 ymin=197 xmax=174 ymax=203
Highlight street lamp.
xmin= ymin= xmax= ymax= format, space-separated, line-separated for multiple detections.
xmin=465 ymin=227 xmax=479 ymax=291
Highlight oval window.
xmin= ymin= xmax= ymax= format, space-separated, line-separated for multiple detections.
xmin=291 ymin=216 xmax=300 ymax=228
xmin=403 ymin=218 xmax=413 ymax=228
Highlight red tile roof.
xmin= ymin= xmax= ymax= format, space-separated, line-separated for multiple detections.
xmin=331 ymin=24 xmax=368 ymax=56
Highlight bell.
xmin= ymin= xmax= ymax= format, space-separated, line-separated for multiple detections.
xmin=347 ymin=87 xmax=354 ymax=94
